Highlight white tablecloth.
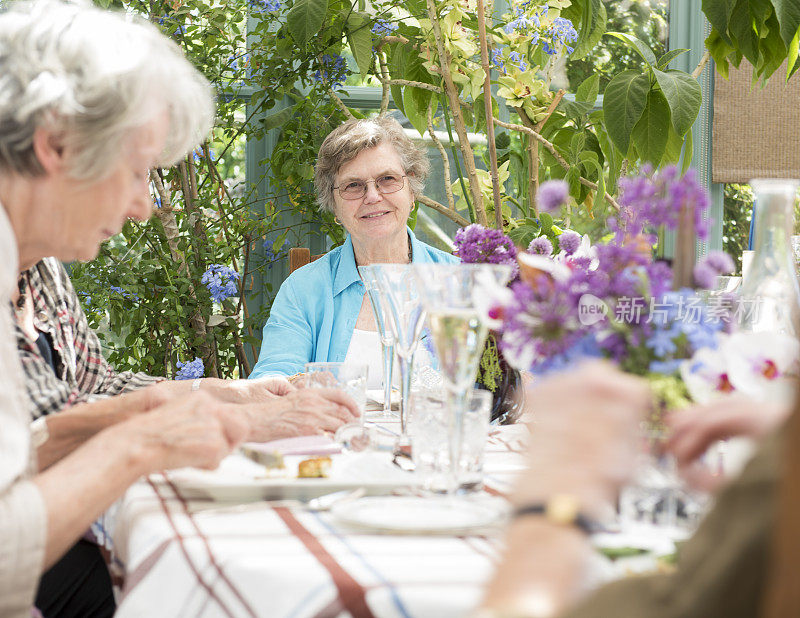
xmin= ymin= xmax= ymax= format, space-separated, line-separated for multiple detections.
xmin=111 ymin=422 xmax=529 ymax=618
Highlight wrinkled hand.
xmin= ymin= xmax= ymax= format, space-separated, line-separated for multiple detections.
xmin=665 ymin=394 xmax=789 ymax=491
xmin=124 ymin=392 xmax=250 ymax=471
xmin=243 ymin=387 xmax=359 ymax=442
xmin=514 ymin=362 xmax=651 ymax=513
xmin=247 ymin=376 xmax=296 ymax=398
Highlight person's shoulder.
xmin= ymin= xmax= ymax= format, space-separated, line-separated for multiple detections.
xmin=417 ymin=240 xmax=458 ymax=264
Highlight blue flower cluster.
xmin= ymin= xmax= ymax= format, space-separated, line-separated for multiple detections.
xmin=249 ymin=0 xmax=282 ymax=12
xmin=313 ymin=54 xmax=348 ymax=91
xmin=371 ymin=19 xmax=398 ymax=36
xmin=109 ymin=285 xmax=140 ymax=302
xmin=175 ymin=357 xmax=204 ymax=380
xmin=201 ymin=264 xmax=240 ymax=303
xmin=262 ymin=241 xmax=287 ymax=269
xmin=157 ymin=14 xmax=185 ymax=37
xmin=543 ymin=17 xmax=578 ymax=55
xmin=508 ymin=50 xmax=527 ymax=71
xmin=491 ymin=46 xmax=506 ymax=74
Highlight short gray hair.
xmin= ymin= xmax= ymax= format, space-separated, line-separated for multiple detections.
xmin=314 ymin=116 xmax=431 ymax=213
xmin=0 ymin=0 xmax=215 ymax=179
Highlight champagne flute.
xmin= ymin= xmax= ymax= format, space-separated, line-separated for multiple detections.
xmin=413 ymin=263 xmax=512 ymax=493
xmin=358 ymin=265 xmax=395 ymax=419
xmin=373 ymin=264 xmax=426 ymax=452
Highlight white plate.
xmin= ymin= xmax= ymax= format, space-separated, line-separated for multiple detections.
xmin=158 ymin=451 xmax=419 ymax=503
xmin=331 ymin=496 xmax=507 ymax=534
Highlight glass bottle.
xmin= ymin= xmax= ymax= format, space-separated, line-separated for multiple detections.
xmin=738 ymin=179 xmax=800 ymax=335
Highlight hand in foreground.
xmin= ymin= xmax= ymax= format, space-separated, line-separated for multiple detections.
xmin=482 ymin=363 xmax=651 ymax=617
xmin=120 ymin=392 xmax=250 ymax=471
xmin=665 ymin=394 xmax=789 ymax=491
xmin=242 ymin=387 xmax=360 ymax=442
xmin=514 ymin=361 xmax=651 ymax=512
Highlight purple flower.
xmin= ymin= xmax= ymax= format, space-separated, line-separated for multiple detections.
xmin=557 ymin=230 xmax=581 ymax=255
xmin=175 ymin=357 xmax=204 ymax=380
xmin=693 ymin=261 xmax=717 ymax=289
xmin=703 ymin=250 xmax=735 ymax=275
xmin=201 ymin=264 xmax=240 ymax=302
xmin=528 ymin=236 xmax=553 ymax=256
xmin=536 ymin=179 xmax=569 ymax=213
xmin=454 ymin=224 xmax=519 ymax=277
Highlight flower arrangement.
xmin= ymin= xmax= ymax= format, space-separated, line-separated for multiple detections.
xmin=482 ymin=166 xmax=747 ymax=409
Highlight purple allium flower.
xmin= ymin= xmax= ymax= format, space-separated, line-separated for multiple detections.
xmin=536 ymin=179 xmax=569 ymax=213
xmin=175 ymin=357 xmax=204 ymax=380
xmin=454 ymin=224 xmax=519 ymax=277
xmin=528 ymin=236 xmax=553 ymax=256
xmin=703 ymin=250 xmax=735 ymax=275
xmin=201 ymin=264 xmax=240 ymax=302
xmin=557 ymin=230 xmax=581 ymax=255
xmin=693 ymin=261 xmax=717 ymax=289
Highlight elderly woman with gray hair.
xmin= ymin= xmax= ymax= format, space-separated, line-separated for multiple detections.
xmin=0 ymin=2 xmax=354 ymax=616
xmin=250 ymin=116 xmax=458 ymax=383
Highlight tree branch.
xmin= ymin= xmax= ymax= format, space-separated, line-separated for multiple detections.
xmin=426 ymin=0 xmax=487 ymax=225
xmin=494 ymin=118 xmax=621 ymax=211
xmin=426 ymin=102 xmax=456 ymax=212
xmin=417 ymin=194 xmax=470 ymax=227
xmin=387 ymin=79 xmax=442 ymax=92
xmin=327 ymin=87 xmax=355 ymax=120
xmin=692 ymin=50 xmax=711 ymax=79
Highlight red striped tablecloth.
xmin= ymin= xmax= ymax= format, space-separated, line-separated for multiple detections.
xmin=112 ymin=423 xmax=529 ymax=618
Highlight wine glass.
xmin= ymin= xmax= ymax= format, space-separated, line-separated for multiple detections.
xmin=358 ymin=265 xmax=395 ymax=419
xmin=372 ymin=264 xmax=426 ymax=452
xmin=413 ymin=263 xmax=512 ymax=493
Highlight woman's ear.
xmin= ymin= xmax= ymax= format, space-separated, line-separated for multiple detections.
xmin=31 ymin=126 xmax=67 ymax=175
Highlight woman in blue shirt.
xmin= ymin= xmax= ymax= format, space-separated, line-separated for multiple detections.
xmin=249 ymin=116 xmax=458 ymax=381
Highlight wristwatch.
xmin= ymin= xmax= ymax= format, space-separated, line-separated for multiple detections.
xmin=30 ymin=417 xmax=50 ymax=448
xmin=512 ymin=494 xmax=602 ymax=535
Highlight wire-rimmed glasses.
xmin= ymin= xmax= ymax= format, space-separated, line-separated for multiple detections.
xmin=334 ymin=174 xmax=407 ymax=200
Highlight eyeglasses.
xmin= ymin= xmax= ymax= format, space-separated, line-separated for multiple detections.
xmin=333 ymin=174 xmax=407 ymax=200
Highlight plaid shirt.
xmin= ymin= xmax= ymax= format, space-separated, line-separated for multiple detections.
xmin=14 ymin=258 xmax=163 ymax=420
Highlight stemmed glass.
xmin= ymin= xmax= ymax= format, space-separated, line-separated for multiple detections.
xmin=413 ymin=263 xmax=512 ymax=493
xmin=372 ymin=264 xmax=426 ymax=451
xmin=358 ymin=265 xmax=395 ymax=419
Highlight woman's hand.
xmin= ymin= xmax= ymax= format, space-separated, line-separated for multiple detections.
xmin=665 ymin=394 xmax=789 ymax=491
xmin=514 ymin=361 xmax=651 ymax=514
xmin=241 ymin=387 xmax=360 ymax=442
xmin=121 ymin=391 xmax=250 ymax=471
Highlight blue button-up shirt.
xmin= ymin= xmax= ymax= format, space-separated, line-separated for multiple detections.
xmin=249 ymin=228 xmax=458 ymax=378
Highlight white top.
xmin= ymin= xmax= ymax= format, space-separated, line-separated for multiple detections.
xmin=344 ymin=328 xmax=438 ymax=390
xmin=0 ymin=201 xmax=47 ymax=617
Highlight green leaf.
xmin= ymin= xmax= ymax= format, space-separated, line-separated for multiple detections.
xmin=704 ymin=29 xmax=736 ymax=79
xmin=403 ymin=85 xmax=431 ymax=136
xmin=681 ymin=128 xmax=694 ymax=174
xmin=602 ymin=70 xmax=650 ymax=153
xmin=774 ymin=0 xmax=800 ymax=47
xmin=788 ymin=28 xmax=800 ymax=79
xmin=652 ymin=69 xmax=702 ymax=136
xmin=538 ymin=212 xmax=554 ymax=233
xmin=576 ymin=73 xmax=600 ymax=103
xmin=606 ymin=32 xmax=657 ymax=65
xmin=631 ymin=88 xmax=671 ymax=165
xmin=345 ymin=12 xmax=374 ymax=78
xmin=286 ymin=0 xmax=328 ymax=49
xmin=656 ymin=48 xmax=689 ymax=70
xmin=401 ymin=0 xmax=427 ymax=16
xmin=558 ymin=99 xmax=596 ymax=118
xmin=728 ymin=0 xmax=759 ymax=65
xmin=661 ymin=126 xmax=684 ymax=165
xmin=563 ymin=0 xmax=607 ymax=60
xmin=262 ymin=107 xmax=293 ymax=130
xmin=388 ymin=43 xmax=407 ymax=115
xmin=701 ymin=0 xmax=737 ymax=44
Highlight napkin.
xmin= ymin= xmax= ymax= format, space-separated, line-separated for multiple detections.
xmin=242 ymin=435 xmax=342 ymax=457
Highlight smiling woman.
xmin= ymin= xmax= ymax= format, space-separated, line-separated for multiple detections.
xmin=249 ymin=116 xmax=459 ymax=382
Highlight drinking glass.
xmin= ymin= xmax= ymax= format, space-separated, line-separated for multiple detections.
xmin=412 ymin=263 xmax=512 ymax=493
xmin=410 ymin=388 xmax=492 ymax=493
xmin=358 ymin=265 xmax=395 ymax=419
xmin=305 ymin=362 xmax=369 ymax=450
xmin=373 ymin=264 xmax=427 ymax=452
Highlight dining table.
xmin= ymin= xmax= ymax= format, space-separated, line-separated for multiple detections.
xmin=108 ymin=412 xmax=683 ymax=618
xmin=109 ymin=416 xmax=530 ymax=618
